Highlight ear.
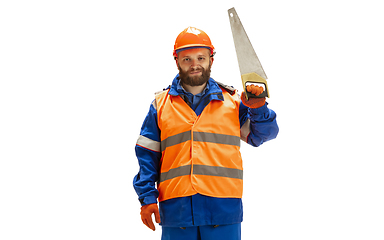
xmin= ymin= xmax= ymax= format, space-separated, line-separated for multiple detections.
xmin=175 ymin=57 xmax=179 ymax=68
xmin=210 ymin=57 xmax=214 ymax=66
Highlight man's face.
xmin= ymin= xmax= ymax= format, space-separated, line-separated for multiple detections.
xmin=176 ymin=48 xmax=213 ymax=86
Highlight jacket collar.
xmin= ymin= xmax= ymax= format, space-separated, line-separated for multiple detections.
xmin=168 ymin=74 xmax=224 ymax=102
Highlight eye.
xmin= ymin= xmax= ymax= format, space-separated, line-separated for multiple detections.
xmin=198 ymin=57 xmax=205 ymax=61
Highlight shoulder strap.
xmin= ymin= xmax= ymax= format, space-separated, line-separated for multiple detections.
xmin=215 ymin=81 xmax=237 ymax=95
xmin=154 ymin=85 xmax=171 ymax=95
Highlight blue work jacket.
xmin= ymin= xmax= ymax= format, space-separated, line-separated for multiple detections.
xmin=133 ymin=74 xmax=279 ymax=227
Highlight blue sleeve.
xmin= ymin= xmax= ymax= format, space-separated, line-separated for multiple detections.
xmin=133 ymin=102 xmax=162 ymax=206
xmin=239 ymin=101 xmax=279 ymax=147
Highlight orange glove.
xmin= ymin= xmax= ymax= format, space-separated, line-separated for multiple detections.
xmin=241 ymin=85 xmax=266 ymax=108
xmin=140 ymin=203 xmax=161 ymax=231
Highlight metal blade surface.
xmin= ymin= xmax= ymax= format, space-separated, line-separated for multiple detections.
xmin=228 ymin=8 xmax=267 ymax=79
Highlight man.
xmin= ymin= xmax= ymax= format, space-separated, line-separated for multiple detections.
xmin=133 ymin=27 xmax=279 ymax=240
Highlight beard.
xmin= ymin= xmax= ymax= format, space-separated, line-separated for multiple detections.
xmin=178 ymin=63 xmax=211 ymax=87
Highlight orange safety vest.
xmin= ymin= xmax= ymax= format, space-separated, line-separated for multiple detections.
xmin=155 ymin=88 xmax=243 ymax=202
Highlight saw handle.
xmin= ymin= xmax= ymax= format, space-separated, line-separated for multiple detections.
xmin=241 ymin=72 xmax=270 ymax=99
xmin=246 ymin=87 xmax=268 ymax=98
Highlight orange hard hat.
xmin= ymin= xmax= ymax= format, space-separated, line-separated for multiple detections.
xmin=173 ymin=27 xmax=215 ymax=57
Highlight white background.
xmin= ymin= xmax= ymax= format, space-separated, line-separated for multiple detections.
xmin=1 ymin=0 xmax=383 ymax=239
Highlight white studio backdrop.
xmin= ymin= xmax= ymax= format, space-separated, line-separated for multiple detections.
xmin=1 ymin=0 xmax=383 ymax=239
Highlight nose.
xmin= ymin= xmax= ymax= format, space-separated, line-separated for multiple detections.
xmin=190 ymin=59 xmax=198 ymax=67
xmin=190 ymin=60 xmax=201 ymax=70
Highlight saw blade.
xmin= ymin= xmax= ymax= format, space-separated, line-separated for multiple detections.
xmin=228 ymin=8 xmax=267 ymax=79
xmin=228 ymin=7 xmax=270 ymax=99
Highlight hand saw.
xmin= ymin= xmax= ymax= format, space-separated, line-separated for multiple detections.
xmin=228 ymin=7 xmax=270 ymax=99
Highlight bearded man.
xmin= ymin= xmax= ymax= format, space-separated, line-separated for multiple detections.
xmin=133 ymin=27 xmax=279 ymax=240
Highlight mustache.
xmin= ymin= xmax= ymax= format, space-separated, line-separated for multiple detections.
xmin=187 ymin=66 xmax=203 ymax=72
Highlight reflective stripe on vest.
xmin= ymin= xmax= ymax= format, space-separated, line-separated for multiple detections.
xmin=155 ymin=88 xmax=243 ymax=202
xmin=161 ymin=131 xmax=240 ymax=152
xmin=160 ymin=164 xmax=243 ymax=183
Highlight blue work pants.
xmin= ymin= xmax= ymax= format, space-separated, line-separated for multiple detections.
xmin=161 ymin=223 xmax=241 ymax=240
